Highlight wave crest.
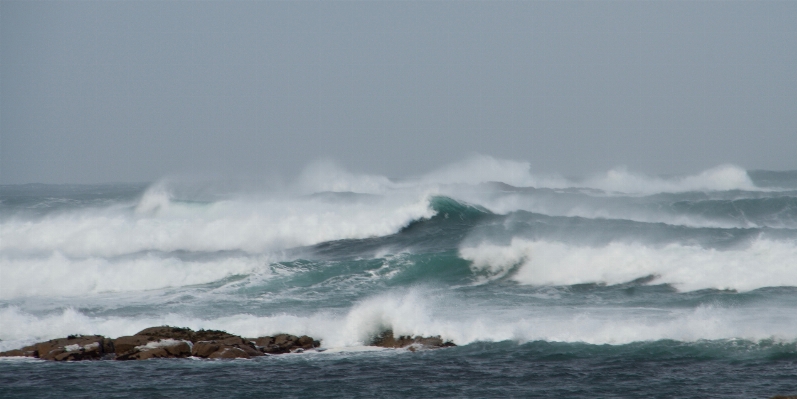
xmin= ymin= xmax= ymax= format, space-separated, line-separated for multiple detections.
xmin=460 ymin=238 xmax=797 ymax=292
xmin=584 ymin=164 xmax=757 ymax=194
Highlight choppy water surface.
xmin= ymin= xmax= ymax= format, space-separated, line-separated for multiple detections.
xmin=2 ymin=159 xmax=796 ymax=397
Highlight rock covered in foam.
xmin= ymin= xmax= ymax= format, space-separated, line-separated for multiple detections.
xmin=0 ymin=326 xmax=322 ymax=361
xmin=371 ymin=330 xmax=455 ymax=350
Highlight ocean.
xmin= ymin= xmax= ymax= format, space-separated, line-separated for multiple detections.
xmin=1 ymin=159 xmax=796 ymax=397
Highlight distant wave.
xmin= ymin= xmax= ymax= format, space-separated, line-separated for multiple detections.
xmin=294 ymin=155 xmax=776 ymax=195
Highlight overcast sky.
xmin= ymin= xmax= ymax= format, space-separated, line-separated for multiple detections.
xmin=1 ymin=1 xmax=795 ymax=184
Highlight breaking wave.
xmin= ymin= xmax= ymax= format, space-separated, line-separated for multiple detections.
xmin=461 ymin=238 xmax=797 ymax=292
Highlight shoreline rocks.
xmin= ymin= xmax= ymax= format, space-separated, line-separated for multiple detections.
xmin=371 ymin=330 xmax=456 ymax=351
xmin=0 ymin=326 xmax=457 ymax=361
xmin=0 ymin=326 xmax=321 ymax=361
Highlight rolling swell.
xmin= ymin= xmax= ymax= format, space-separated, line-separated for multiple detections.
xmin=310 ymin=196 xmax=494 ymax=258
xmin=308 ymin=194 xmax=797 ymax=261
xmin=2 ymin=168 xmax=797 ymax=392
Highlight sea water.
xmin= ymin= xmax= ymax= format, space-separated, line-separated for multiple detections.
xmin=1 ymin=158 xmax=796 ymax=397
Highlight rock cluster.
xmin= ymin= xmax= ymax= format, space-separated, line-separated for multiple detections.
xmin=0 ymin=326 xmax=320 ymax=361
xmin=371 ymin=329 xmax=455 ymax=351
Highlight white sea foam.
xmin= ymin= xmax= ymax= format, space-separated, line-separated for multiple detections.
xmin=582 ymin=164 xmax=758 ymax=194
xmin=134 ymin=181 xmax=173 ymax=215
xmin=3 ymin=291 xmax=796 ymax=352
xmin=0 ymin=160 xmax=771 ymax=260
xmin=460 ymin=238 xmax=797 ymax=292
xmin=418 ymin=158 xmax=760 ymax=194
xmin=0 ymin=253 xmax=271 ymax=300
xmin=456 ymin=191 xmax=777 ymax=229
xmin=0 ymin=191 xmax=434 ymax=258
xmin=294 ymin=155 xmax=761 ymax=195
xmin=296 ymin=160 xmax=396 ymax=194
xmin=419 ymin=155 xmax=568 ymax=189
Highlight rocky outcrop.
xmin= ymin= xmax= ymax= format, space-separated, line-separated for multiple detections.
xmin=0 ymin=335 xmax=116 ymax=361
xmin=0 ymin=326 xmax=321 ymax=361
xmin=115 ymin=338 xmax=193 ymax=361
xmin=0 ymin=344 xmax=38 ymax=358
xmin=252 ymin=334 xmax=320 ymax=354
xmin=371 ymin=330 xmax=455 ymax=350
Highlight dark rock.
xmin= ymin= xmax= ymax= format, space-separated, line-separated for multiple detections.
xmin=371 ymin=330 xmax=455 ymax=350
xmin=218 ymin=336 xmax=248 ymax=346
xmin=134 ymin=326 xmax=242 ymax=344
xmin=0 ymin=344 xmax=37 ymax=358
xmin=261 ymin=344 xmax=290 ymax=354
xmin=34 ymin=335 xmax=109 ymax=361
xmin=191 ymin=341 xmax=220 ymax=358
xmin=194 ymin=330 xmax=240 ymax=342
xmin=254 ymin=334 xmax=320 ymax=354
xmin=113 ymin=335 xmax=151 ymax=355
xmin=115 ymin=339 xmax=192 ymax=361
xmin=208 ymin=346 xmax=250 ymax=359
xmin=253 ymin=336 xmax=274 ymax=347
xmin=297 ymin=335 xmax=318 ymax=349
xmin=273 ymin=334 xmax=298 ymax=347
xmin=134 ymin=326 xmax=194 ymax=342
xmin=163 ymin=341 xmax=192 ymax=356
xmin=0 ymin=326 xmax=321 ymax=361
xmin=235 ymin=344 xmax=263 ymax=357
xmin=191 ymin=339 xmax=261 ymax=359
xmin=119 ymin=347 xmax=170 ymax=361
xmin=102 ymin=338 xmax=115 ymax=355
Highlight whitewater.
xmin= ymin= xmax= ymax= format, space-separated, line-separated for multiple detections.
xmin=2 ymin=157 xmax=796 ymax=397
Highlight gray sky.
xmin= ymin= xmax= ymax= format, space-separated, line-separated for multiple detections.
xmin=2 ymin=1 xmax=796 ymax=184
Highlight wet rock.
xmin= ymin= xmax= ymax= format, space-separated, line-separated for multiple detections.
xmin=234 ymin=344 xmax=262 ymax=357
xmin=0 ymin=344 xmax=38 ymax=358
xmin=371 ymin=330 xmax=455 ymax=349
xmin=297 ymin=335 xmax=319 ymax=349
xmin=137 ymin=348 xmax=175 ymax=360
xmin=192 ymin=340 xmax=261 ymax=359
xmin=0 ymin=326 xmax=321 ymax=361
xmin=163 ymin=341 xmax=191 ymax=356
xmin=253 ymin=336 xmax=274 ymax=347
xmin=113 ymin=335 xmax=152 ymax=355
xmin=115 ymin=339 xmax=192 ymax=361
xmin=191 ymin=341 xmax=220 ymax=358
xmin=35 ymin=335 xmax=111 ymax=361
xmin=208 ymin=346 xmax=250 ymax=359
xmin=194 ymin=329 xmax=241 ymax=342
xmin=134 ymin=326 xmax=237 ymax=343
xmin=217 ymin=336 xmax=248 ymax=346
xmin=253 ymin=334 xmax=320 ymax=354
xmin=274 ymin=334 xmax=298 ymax=346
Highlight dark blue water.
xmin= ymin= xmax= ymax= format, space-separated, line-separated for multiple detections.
xmin=2 ymin=341 xmax=796 ymax=398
